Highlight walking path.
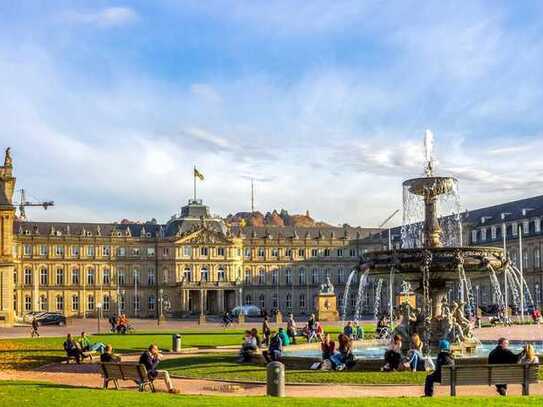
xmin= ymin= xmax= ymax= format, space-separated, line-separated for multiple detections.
xmin=2 ymin=359 xmax=543 ymax=398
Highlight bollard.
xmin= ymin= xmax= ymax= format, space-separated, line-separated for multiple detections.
xmin=266 ymin=361 xmax=285 ymax=397
xmin=172 ymin=333 xmax=181 ymax=352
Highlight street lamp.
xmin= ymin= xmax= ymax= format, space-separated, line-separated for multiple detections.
xmin=96 ymin=303 xmax=102 ymax=334
xmin=157 ymin=288 xmax=164 ymax=327
xmin=501 ymin=212 xmax=511 ymax=319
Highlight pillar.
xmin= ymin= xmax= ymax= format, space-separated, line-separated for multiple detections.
xmin=217 ymin=289 xmax=225 ymax=314
xmin=0 ymin=147 xmax=15 ymax=326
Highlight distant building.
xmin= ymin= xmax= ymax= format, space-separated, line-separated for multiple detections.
xmin=1 ymin=148 xmax=542 ymax=325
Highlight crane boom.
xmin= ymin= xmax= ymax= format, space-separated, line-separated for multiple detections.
xmin=379 ymin=209 xmax=400 ymax=228
xmin=16 ymin=189 xmax=54 ymax=220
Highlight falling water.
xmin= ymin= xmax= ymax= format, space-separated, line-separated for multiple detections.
xmin=354 ymin=269 xmax=370 ymax=321
xmin=341 ymin=269 xmax=357 ymax=320
xmin=458 ymin=264 xmax=475 ymax=317
xmin=373 ymin=278 xmax=384 ymax=319
xmin=505 ymin=268 xmax=521 ymax=311
xmin=508 ymin=265 xmax=535 ymax=310
xmin=488 ymin=265 xmax=505 ymax=310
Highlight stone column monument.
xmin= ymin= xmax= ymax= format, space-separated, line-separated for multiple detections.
xmin=0 ymin=147 xmax=15 ymax=326
xmin=315 ymin=277 xmax=339 ymax=321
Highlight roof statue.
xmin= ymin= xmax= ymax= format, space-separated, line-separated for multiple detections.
xmin=4 ymin=147 xmax=12 ymax=168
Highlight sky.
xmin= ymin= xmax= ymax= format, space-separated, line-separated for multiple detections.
xmin=2 ymin=1 xmax=543 ymax=227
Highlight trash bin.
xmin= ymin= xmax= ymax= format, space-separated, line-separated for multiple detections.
xmin=266 ymin=361 xmax=285 ymax=397
xmin=172 ymin=334 xmax=181 ymax=352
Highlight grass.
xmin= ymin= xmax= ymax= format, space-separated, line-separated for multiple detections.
xmin=2 ymin=382 xmax=543 ymax=406
xmin=0 ymin=324 xmax=374 ymax=371
xmin=162 ymin=354 xmax=428 ymax=384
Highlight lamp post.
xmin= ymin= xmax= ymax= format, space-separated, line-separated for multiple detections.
xmin=519 ymin=224 xmax=524 ymax=321
xmin=501 ymin=212 xmax=511 ymax=319
xmin=96 ymin=303 xmax=102 ymax=334
xmin=158 ymin=288 xmax=164 ymax=328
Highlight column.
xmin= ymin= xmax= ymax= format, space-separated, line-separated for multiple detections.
xmin=217 ymin=290 xmax=224 ymax=314
xmin=32 ymin=264 xmax=39 ymax=312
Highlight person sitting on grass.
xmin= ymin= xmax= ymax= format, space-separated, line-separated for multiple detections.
xmin=263 ymin=331 xmax=283 ymax=363
xmin=63 ymin=333 xmax=82 ymax=364
xmin=250 ymin=328 xmax=262 ymax=348
xmin=278 ymin=327 xmax=290 ymax=346
xmin=78 ymin=331 xmax=106 ymax=353
xmin=262 ymin=316 xmax=271 ymax=346
xmin=100 ymin=344 xmax=121 ymax=363
xmin=382 ymin=335 xmax=402 ymax=371
xmin=238 ymin=330 xmax=258 ymax=362
xmin=354 ymin=322 xmax=364 ymax=341
xmin=139 ymin=344 xmax=177 ymax=393
xmin=287 ymin=313 xmax=297 ymax=344
xmin=424 ymin=339 xmax=454 ymax=397
xmin=331 ymin=333 xmax=355 ymax=370
xmin=406 ymin=333 xmax=424 ymax=372
xmin=343 ymin=321 xmax=354 ymax=339
xmin=488 ymin=337 xmax=522 ymax=396
xmin=321 ymin=333 xmax=336 ymax=369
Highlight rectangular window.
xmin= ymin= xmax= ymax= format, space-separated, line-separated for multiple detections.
xmin=512 ymin=223 xmax=518 ymax=236
xmin=147 ymin=270 xmax=156 ymax=286
xmin=148 ymin=296 xmax=156 ymax=311
xmin=25 ymin=296 xmax=32 ymax=311
xmin=72 ymin=295 xmax=79 ymax=311
xmin=56 ymin=269 xmax=64 ymax=286
xmin=87 ymin=245 xmax=95 ymax=257
xmin=298 ymin=248 xmax=305 ymax=258
xmin=299 ymin=294 xmax=305 ymax=309
xmin=147 ymin=247 xmax=155 ymax=256
xmin=272 ymin=270 xmax=278 ymax=285
xmin=72 ymin=246 xmax=80 ymax=257
xmin=349 ymin=248 xmax=356 ymax=257
xmin=312 ymin=268 xmax=319 ymax=284
xmin=536 ymin=219 xmax=542 ymax=233
xmin=217 ymin=247 xmax=225 ymax=256
xmin=40 ymin=268 xmax=48 ymax=286
xmin=87 ymin=295 xmax=94 ymax=311
xmin=311 ymin=248 xmax=318 ymax=257
xmin=40 ymin=296 xmax=48 ymax=311
xmin=298 ymin=269 xmax=305 ymax=285
xmin=244 ymin=247 xmax=251 ymax=257
xmin=271 ymin=248 xmax=278 ymax=257
xmin=324 ymin=248 xmax=330 ymax=257
xmin=103 ymin=295 xmax=110 ymax=312
xmin=132 ymin=247 xmax=140 ymax=256
xmin=259 ymin=270 xmax=265 ymax=285
xmin=217 ymin=268 xmax=225 ymax=281
xmin=182 ymin=246 xmax=191 ymax=256
xmin=103 ymin=269 xmax=111 ymax=285
xmin=134 ymin=295 xmax=140 ymax=311
xmin=491 ymin=226 xmax=497 ymax=240
xmin=481 ymin=228 xmax=487 ymax=241
xmin=103 ymin=245 xmax=111 ymax=256
xmin=285 ymin=269 xmax=292 ymax=285
xmin=337 ymin=249 xmax=343 ymax=257
xmin=72 ymin=269 xmax=80 ymax=285
xmin=118 ymin=271 xmax=126 ymax=286
xmin=56 ymin=296 xmax=64 ymax=311
xmin=55 ymin=245 xmax=64 ymax=256
xmin=471 ymin=230 xmax=477 ymax=243
xmin=337 ymin=269 xmax=344 ymax=284
xmin=285 ymin=248 xmax=292 ymax=257
xmin=87 ymin=270 xmax=95 ymax=285
xmin=258 ymin=247 xmax=265 ymax=257
xmin=244 ymin=269 xmax=251 ymax=284
xmin=200 ymin=247 xmax=209 ymax=256
xmin=24 ymin=269 xmax=32 ymax=285
xmin=39 ymin=244 xmax=48 ymax=256
xmin=23 ymin=244 xmax=32 ymax=256
xmin=523 ymin=221 xmax=530 ymax=235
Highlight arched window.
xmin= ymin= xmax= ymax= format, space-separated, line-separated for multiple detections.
xmin=87 ymin=269 xmax=95 ymax=286
xmin=184 ymin=267 xmax=192 ymax=282
xmin=272 ymin=293 xmax=278 ymax=308
xmin=311 ymin=268 xmax=319 ymax=284
xmin=147 ymin=269 xmax=156 ymax=286
xmin=217 ymin=266 xmax=225 ymax=281
xmin=299 ymin=294 xmax=305 ymax=309
xmin=56 ymin=268 xmax=64 ymax=286
xmin=272 ymin=269 xmax=278 ymax=285
xmin=72 ymin=268 xmax=80 ymax=285
xmin=298 ymin=268 xmax=305 ymax=285
xmin=200 ymin=267 xmax=209 ymax=282
xmin=259 ymin=294 xmax=265 ymax=309
xmin=244 ymin=269 xmax=251 ymax=285
xmin=285 ymin=269 xmax=292 ymax=285
xmin=103 ymin=269 xmax=111 ymax=285
xmin=258 ymin=268 xmax=265 ymax=285
xmin=244 ymin=294 xmax=252 ymax=305
xmin=286 ymin=293 xmax=292 ymax=309
xmin=534 ymin=248 xmax=541 ymax=269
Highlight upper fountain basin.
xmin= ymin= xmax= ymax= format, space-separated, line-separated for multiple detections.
xmin=403 ymin=176 xmax=457 ymax=197
xmin=362 ymin=246 xmax=505 ymax=281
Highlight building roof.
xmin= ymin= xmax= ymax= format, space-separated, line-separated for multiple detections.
xmin=462 ymin=194 xmax=543 ymax=227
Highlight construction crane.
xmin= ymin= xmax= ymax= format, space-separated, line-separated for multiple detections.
xmin=378 ymin=209 xmax=400 ymax=250
xmin=15 ymin=189 xmax=54 ymax=221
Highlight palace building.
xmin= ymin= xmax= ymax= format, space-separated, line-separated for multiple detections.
xmin=1 ymin=148 xmax=543 ymax=326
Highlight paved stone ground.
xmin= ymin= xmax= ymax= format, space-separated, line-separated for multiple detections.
xmin=1 ymin=360 xmax=543 ymax=398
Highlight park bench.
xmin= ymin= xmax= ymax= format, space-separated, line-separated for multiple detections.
xmin=100 ymin=362 xmax=155 ymax=392
xmin=441 ymin=363 xmax=539 ymax=396
xmin=65 ymin=350 xmax=99 ymax=364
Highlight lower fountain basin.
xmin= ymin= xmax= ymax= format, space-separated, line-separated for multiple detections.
xmin=362 ymin=246 xmax=505 ymax=281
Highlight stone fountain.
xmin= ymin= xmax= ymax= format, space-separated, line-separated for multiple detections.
xmin=358 ymin=131 xmax=506 ymax=352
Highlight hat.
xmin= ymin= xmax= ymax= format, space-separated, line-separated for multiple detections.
xmin=439 ymin=339 xmax=450 ymax=351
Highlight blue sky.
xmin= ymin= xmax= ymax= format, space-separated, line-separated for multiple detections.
xmin=2 ymin=1 xmax=543 ymax=226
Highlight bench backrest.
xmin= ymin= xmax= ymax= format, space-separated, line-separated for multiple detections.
xmin=101 ymin=363 xmax=149 ymax=382
xmin=441 ymin=364 xmax=539 ymax=386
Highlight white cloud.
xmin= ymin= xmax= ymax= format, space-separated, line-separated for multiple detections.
xmin=62 ymin=6 xmax=138 ymax=27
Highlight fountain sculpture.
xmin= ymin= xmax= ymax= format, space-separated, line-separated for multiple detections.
xmin=347 ymin=131 xmax=510 ymax=352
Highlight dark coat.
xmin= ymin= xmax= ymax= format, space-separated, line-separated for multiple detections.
xmin=139 ymin=351 xmax=160 ymax=378
xmin=433 ymin=351 xmax=455 ymax=382
xmin=488 ymin=346 xmax=520 ymax=365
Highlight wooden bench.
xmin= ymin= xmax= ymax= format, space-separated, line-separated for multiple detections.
xmin=65 ymin=350 xmax=99 ymax=364
xmin=100 ymin=362 xmax=155 ymax=392
xmin=441 ymin=364 xmax=539 ymax=396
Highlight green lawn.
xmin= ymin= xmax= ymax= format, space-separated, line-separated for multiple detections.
xmin=162 ymin=354 xmax=427 ymax=384
xmin=1 ymin=382 xmax=543 ymax=406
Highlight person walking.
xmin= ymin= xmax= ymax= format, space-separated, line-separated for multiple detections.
xmin=424 ymin=339 xmax=454 ymax=397
xmin=488 ymin=337 xmax=521 ymax=396
xmin=262 ymin=316 xmax=271 ymax=346
xmin=30 ymin=317 xmax=40 ymax=338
